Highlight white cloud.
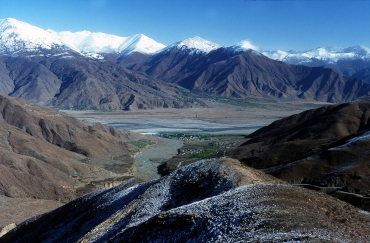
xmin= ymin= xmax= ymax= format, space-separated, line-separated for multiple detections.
xmin=240 ymin=40 xmax=259 ymax=51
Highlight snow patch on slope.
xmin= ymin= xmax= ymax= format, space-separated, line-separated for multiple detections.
xmin=329 ymin=130 xmax=370 ymax=151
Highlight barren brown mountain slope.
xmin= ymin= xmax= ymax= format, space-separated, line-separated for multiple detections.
xmin=0 ymin=55 xmax=202 ymax=110
xmin=123 ymin=48 xmax=370 ymax=103
xmin=0 ymin=94 xmax=144 ymax=230
xmin=227 ymin=99 xmax=370 ymax=196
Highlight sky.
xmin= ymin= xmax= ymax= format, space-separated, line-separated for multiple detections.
xmin=0 ymin=0 xmax=369 ymax=51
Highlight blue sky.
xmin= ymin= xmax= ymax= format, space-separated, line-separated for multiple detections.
xmin=1 ymin=0 xmax=369 ymax=51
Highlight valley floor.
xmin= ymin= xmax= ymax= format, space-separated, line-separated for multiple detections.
xmin=63 ymin=99 xmax=310 ymax=134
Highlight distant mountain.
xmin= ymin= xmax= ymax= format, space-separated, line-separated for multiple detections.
xmin=2 ymin=158 xmax=370 ymax=243
xmin=0 ymin=18 xmax=165 ymax=58
xmin=2 ymin=17 xmax=370 ymax=108
xmin=167 ymin=36 xmax=221 ymax=54
xmin=262 ymin=45 xmax=370 ymax=66
xmin=263 ymin=46 xmax=370 ymax=83
xmin=0 ymin=55 xmax=200 ymax=110
xmin=0 ymin=18 xmax=69 ymax=55
xmin=123 ymin=46 xmax=370 ymax=103
xmin=0 ymin=18 xmax=204 ymax=110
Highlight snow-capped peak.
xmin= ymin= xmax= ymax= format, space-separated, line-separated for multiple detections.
xmin=262 ymin=45 xmax=370 ymax=65
xmin=170 ymin=36 xmax=221 ymax=54
xmin=118 ymin=34 xmax=166 ymax=56
xmin=0 ymin=18 xmax=65 ymax=54
xmin=0 ymin=18 xmax=165 ymax=57
xmin=56 ymin=30 xmax=127 ymax=54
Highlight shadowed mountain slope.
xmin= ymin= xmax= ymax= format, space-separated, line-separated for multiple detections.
xmin=123 ymin=48 xmax=370 ymax=103
xmin=1 ymin=158 xmax=369 ymax=242
xmin=227 ymin=100 xmax=370 ymax=195
xmin=0 ymin=55 xmax=201 ymax=110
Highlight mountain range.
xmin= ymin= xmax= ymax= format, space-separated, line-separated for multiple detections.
xmin=2 ymin=17 xmax=370 ymax=109
xmin=3 ymin=18 xmax=370 ymax=64
xmin=0 ymin=18 xmax=165 ymax=58
xmin=263 ymin=46 xmax=370 ymax=83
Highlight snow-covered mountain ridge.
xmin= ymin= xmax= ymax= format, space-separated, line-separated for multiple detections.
xmin=262 ymin=45 xmax=370 ymax=65
xmin=166 ymin=36 xmax=221 ymax=54
xmin=2 ymin=17 xmax=370 ymax=64
xmin=0 ymin=18 xmax=165 ymax=58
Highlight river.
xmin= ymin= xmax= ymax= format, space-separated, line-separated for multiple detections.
xmin=133 ymin=137 xmax=184 ymax=181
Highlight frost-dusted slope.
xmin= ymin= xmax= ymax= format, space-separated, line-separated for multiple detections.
xmin=0 ymin=159 xmax=241 ymax=243
xmin=119 ymin=184 xmax=370 ymax=243
xmin=2 ymin=158 xmax=370 ymax=243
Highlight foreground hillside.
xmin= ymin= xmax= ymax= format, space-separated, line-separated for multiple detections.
xmin=0 ymin=94 xmax=144 ymax=230
xmin=1 ymin=158 xmax=369 ymax=242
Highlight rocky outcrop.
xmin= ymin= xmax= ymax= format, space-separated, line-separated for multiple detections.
xmin=1 ymin=158 xmax=369 ymax=242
